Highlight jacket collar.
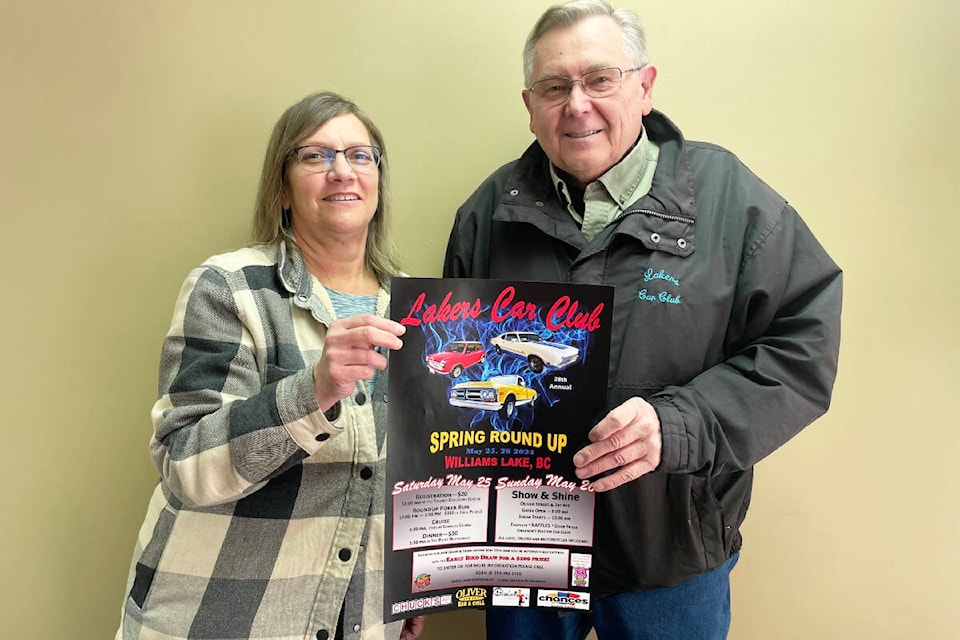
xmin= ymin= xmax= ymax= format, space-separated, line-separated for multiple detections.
xmin=277 ymin=238 xmax=312 ymax=300
xmin=640 ymin=110 xmax=697 ymax=221
xmin=275 ymin=237 xmax=393 ymax=322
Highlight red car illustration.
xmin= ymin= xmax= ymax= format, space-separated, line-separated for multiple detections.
xmin=425 ymin=341 xmax=486 ymax=378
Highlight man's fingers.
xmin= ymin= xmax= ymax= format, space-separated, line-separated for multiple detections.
xmin=586 ymin=399 xmax=642 ymax=442
xmin=587 ymin=457 xmax=660 ymax=492
xmin=575 ymin=437 xmax=654 ymax=480
xmin=573 ymin=401 xmax=647 ymax=468
xmin=571 ymin=397 xmax=662 ymax=490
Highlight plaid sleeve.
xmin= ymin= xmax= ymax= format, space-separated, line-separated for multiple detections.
xmin=148 ymin=264 xmax=337 ymax=507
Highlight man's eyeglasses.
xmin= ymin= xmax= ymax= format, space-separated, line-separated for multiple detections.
xmin=527 ymin=66 xmax=642 ymax=105
xmin=290 ymin=145 xmax=383 ymax=173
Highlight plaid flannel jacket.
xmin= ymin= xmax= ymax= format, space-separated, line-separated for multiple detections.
xmin=117 ymin=240 xmax=403 ymax=640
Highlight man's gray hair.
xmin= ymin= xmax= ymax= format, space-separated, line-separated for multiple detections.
xmin=522 ymin=0 xmax=648 ymax=86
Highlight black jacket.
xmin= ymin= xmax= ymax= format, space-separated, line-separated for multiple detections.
xmin=443 ymin=110 xmax=842 ymax=593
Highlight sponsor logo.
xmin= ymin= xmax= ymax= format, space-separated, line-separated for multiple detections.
xmin=390 ymin=594 xmax=452 ymax=615
xmin=491 ymin=587 xmax=530 ymax=607
xmin=571 ymin=566 xmax=590 ymax=588
xmin=537 ymin=590 xmax=590 ymax=610
xmin=455 ymin=587 xmax=487 ymax=608
xmin=414 ymin=573 xmax=431 ymax=590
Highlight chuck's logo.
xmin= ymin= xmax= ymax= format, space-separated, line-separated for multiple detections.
xmin=391 ymin=595 xmax=451 ymax=615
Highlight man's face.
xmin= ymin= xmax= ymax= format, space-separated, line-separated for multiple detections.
xmin=523 ymin=15 xmax=656 ymax=188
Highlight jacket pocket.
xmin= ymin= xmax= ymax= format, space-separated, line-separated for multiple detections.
xmin=126 ymin=495 xmax=180 ymax=610
xmin=708 ymin=469 xmax=753 ymax=554
xmin=689 ymin=476 xmax=728 ymax=568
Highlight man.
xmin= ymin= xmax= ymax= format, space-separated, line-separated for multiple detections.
xmin=443 ymin=1 xmax=842 ymax=639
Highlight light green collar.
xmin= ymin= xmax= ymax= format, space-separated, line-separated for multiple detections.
xmin=550 ymin=126 xmax=660 ymax=237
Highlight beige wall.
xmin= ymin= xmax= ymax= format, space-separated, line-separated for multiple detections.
xmin=1 ymin=0 xmax=956 ymax=638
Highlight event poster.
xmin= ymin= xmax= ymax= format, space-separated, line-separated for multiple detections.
xmin=384 ymin=278 xmax=613 ymax=622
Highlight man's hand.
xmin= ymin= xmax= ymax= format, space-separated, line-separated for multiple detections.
xmin=400 ymin=615 xmax=426 ymax=640
xmin=312 ymin=314 xmax=405 ymax=411
xmin=573 ymin=397 xmax=662 ymax=491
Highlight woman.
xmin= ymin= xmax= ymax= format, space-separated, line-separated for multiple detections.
xmin=117 ymin=92 xmax=425 ymax=640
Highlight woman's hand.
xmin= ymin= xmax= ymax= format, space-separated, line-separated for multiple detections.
xmin=312 ymin=314 xmax=406 ymax=411
xmin=400 ymin=615 xmax=426 ymax=640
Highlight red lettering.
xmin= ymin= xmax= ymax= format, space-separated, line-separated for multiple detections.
xmin=546 ymin=297 xmax=603 ymax=332
xmin=400 ymin=293 xmax=426 ymax=327
xmin=423 ymin=303 xmax=438 ymax=324
xmin=584 ymin=304 xmax=603 ymax=331
xmin=491 ymin=287 xmax=515 ymax=322
xmin=492 ymin=286 xmax=538 ymax=322
xmin=546 ymin=296 xmax=571 ymax=330
xmin=401 ymin=291 xmax=483 ymax=327
xmin=437 ymin=292 xmax=453 ymax=322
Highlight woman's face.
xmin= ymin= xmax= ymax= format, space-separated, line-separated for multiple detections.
xmin=282 ymin=113 xmax=379 ymax=241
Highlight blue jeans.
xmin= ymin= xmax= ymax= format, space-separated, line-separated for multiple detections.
xmin=485 ymin=553 xmax=738 ymax=640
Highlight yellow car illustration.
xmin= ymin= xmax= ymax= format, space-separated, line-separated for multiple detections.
xmin=448 ymin=374 xmax=538 ymax=420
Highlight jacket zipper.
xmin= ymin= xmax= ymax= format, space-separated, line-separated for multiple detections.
xmin=570 ymin=208 xmax=694 ymax=269
xmin=621 ymin=208 xmax=695 ymax=224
